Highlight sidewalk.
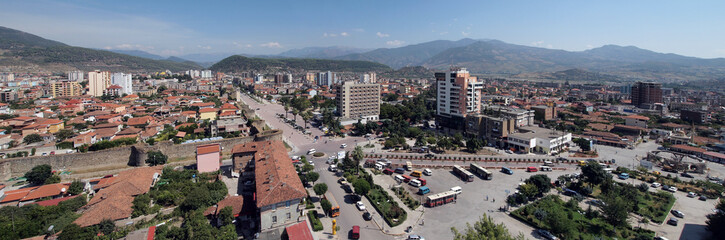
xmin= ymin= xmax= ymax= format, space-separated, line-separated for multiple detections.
xmin=366 ymin=169 xmax=426 ymax=236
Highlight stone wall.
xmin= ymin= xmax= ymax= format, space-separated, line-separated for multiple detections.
xmin=0 ymin=130 xmax=284 ymax=180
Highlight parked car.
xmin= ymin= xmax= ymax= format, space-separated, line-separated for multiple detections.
xmin=680 ymin=172 xmax=694 ymax=178
xmin=356 ymin=201 xmax=366 ymax=211
xmin=407 ymin=234 xmax=425 ymax=240
xmin=699 ymin=195 xmax=708 ymax=201
xmin=654 ymin=237 xmax=670 ymax=240
xmin=687 ymin=192 xmax=697 ymax=198
xmin=422 ymin=168 xmax=432 ymax=176
xmin=535 ymin=229 xmax=558 ymax=240
xmin=394 ymin=168 xmax=406 ymax=174
xmin=363 ymin=212 xmax=372 ymax=221
xmin=668 ymin=186 xmax=677 ymax=192
xmin=618 ymin=173 xmax=629 ymax=180
xmin=351 ymin=225 xmax=360 ymax=239
xmin=667 ymin=218 xmax=678 ymax=226
xmin=340 ymin=143 xmax=347 ymax=148
xmin=651 ymin=182 xmax=661 ymax=188
xmin=671 ymin=210 xmax=684 ymax=218
xmin=526 ymin=166 xmax=538 ymax=172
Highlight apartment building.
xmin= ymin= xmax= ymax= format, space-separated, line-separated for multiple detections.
xmin=336 ymin=81 xmax=380 ymax=122
xmin=506 ymin=126 xmax=572 ymax=155
xmin=435 ymin=68 xmax=484 ymax=130
xmin=111 ymin=73 xmax=133 ymax=95
xmin=631 ymin=81 xmax=662 ymax=108
xmin=465 ymin=114 xmax=515 ymax=148
xmin=50 ymin=80 xmax=83 ymax=97
xmin=88 ymin=70 xmax=111 ymax=97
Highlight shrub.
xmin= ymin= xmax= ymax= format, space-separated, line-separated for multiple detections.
xmin=307 ymin=210 xmax=323 ymax=231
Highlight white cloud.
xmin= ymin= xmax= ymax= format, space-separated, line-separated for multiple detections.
xmin=461 ymin=31 xmax=470 ymax=37
xmin=353 ymin=28 xmax=365 ymax=32
xmin=233 ymin=42 xmax=253 ymax=48
xmin=324 ymin=31 xmax=350 ymax=37
xmin=340 ymin=32 xmax=349 ymax=37
xmin=386 ymin=40 xmax=405 ymax=47
xmin=531 ymin=41 xmax=545 ymax=47
xmin=103 ymin=43 xmax=155 ymax=52
xmin=585 ymin=44 xmax=594 ymax=49
xmin=323 ymin=32 xmax=337 ymax=37
xmin=439 ymin=31 xmax=448 ymax=35
xmin=376 ymin=32 xmax=390 ymax=38
xmin=260 ymin=42 xmax=282 ymax=48
xmin=197 ymin=45 xmax=212 ymax=50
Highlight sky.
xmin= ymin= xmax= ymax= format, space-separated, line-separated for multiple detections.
xmin=1 ymin=0 xmax=724 ymax=58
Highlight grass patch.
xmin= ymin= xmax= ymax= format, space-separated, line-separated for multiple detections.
xmin=511 ymin=195 xmax=654 ymax=240
xmin=366 ymin=185 xmax=407 ymax=227
xmin=307 ymin=210 xmax=323 ymax=232
xmin=636 ymin=191 xmax=676 ymax=223
xmin=391 ymin=186 xmax=420 ymax=210
xmin=312 ymin=152 xmax=324 ymax=157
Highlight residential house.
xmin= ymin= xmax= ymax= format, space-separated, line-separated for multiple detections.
xmin=196 ymin=144 xmax=221 ymax=173
xmin=199 ymin=108 xmax=219 ymax=120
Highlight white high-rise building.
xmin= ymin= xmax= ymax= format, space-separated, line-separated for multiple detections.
xmin=254 ymin=74 xmax=264 ymax=83
xmin=111 ymin=73 xmax=133 ymax=95
xmin=316 ymin=71 xmax=335 ymax=86
xmin=88 ymin=70 xmax=111 ymax=97
xmin=68 ymin=71 xmax=84 ymax=82
xmin=435 ymin=68 xmax=483 ymax=130
xmin=185 ymin=70 xmax=201 ymax=78
xmin=360 ymin=72 xmax=377 ymax=83
xmin=201 ymin=70 xmax=213 ymax=79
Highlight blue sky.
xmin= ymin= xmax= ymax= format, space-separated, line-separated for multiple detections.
xmin=1 ymin=0 xmax=724 ymax=58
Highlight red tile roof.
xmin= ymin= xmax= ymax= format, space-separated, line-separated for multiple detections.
xmin=0 ymin=186 xmax=39 ymax=203
xmin=127 ymin=116 xmax=154 ymax=126
xmin=22 ymin=183 xmax=70 ymax=201
xmin=203 ymin=195 xmax=246 ymax=217
xmin=286 ymin=220 xmax=314 ymax=240
xmin=670 ymin=144 xmax=707 ymax=153
xmin=197 ymin=144 xmax=220 ymax=155
xmin=32 ymin=195 xmax=80 ymax=207
xmin=199 ymin=108 xmax=218 ymax=113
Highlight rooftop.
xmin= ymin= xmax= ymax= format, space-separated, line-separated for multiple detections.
xmin=509 ymin=126 xmax=568 ymax=140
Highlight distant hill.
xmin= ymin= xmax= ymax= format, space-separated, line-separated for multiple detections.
xmin=106 ymin=49 xmax=165 ymax=60
xmin=335 ymin=38 xmax=477 ymax=68
xmin=513 ymin=69 xmax=624 ymax=82
xmin=210 ymin=55 xmax=391 ymax=73
xmin=279 ymin=46 xmax=371 ymax=59
xmin=0 ymin=26 xmax=201 ymax=72
xmin=379 ymin=66 xmax=434 ymax=79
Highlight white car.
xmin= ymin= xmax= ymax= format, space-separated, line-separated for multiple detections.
xmin=651 ymin=182 xmax=661 ymax=188
xmin=407 ymin=235 xmax=425 ymax=240
xmin=307 ymin=149 xmax=316 ymax=155
xmin=687 ymin=192 xmax=697 ymax=198
xmin=356 ymin=201 xmax=366 ymax=211
xmin=422 ymin=168 xmax=432 ymax=176
xmin=340 ymin=143 xmax=347 ymax=148
xmin=668 ymin=186 xmax=677 ymax=192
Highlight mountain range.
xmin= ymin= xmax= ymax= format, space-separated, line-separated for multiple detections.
xmin=0 ymin=26 xmax=201 ymax=72
xmin=2 ymin=25 xmax=725 ymax=82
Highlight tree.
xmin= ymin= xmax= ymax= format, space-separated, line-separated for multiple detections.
xmin=581 ymin=161 xmax=609 ymax=185
xmin=451 ymin=214 xmax=525 ymax=240
xmin=24 ymin=164 xmax=52 ymax=185
xmin=353 ymin=179 xmax=371 ymax=196
xmin=54 ymin=129 xmax=75 ymax=141
xmin=132 ymin=193 xmax=151 ymax=217
xmin=146 ymin=150 xmax=168 ymax=166
xmin=601 ymin=193 xmax=632 ymax=228
xmin=219 ymin=206 xmax=235 ymax=226
xmin=45 ymin=175 xmax=60 ymax=184
xmin=465 ymin=138 xmax=483 ymax=153
xmin=68 ymin=180 xmax=84 ymax=195
xmin=306 ymin=172 xmax=320 ymax=184
xmin=352 ymin=146 xmax=364 ymax=174
xmin=707 ymin=198 xmax=725 ymax=238
xmin=292 ymin=109 xmax=299 ymax=122
xmin=99 ymin=219 xmax=116 ymax=235
xmin=519 ymin=184 xmax=539 ymax=199
xmin=547 ymin=209 xmax=574 ymax=237
xmin=313 ymin=183 xmax=328 ymax=196
xmin=301 ymin=111 xmax=311 ymax=129
xmin=321 ymin=199 xmax=332 ymax=216
xmin=526 ymin=174 xmax=552 ymax=195
xmin=58 ymin=223 xmax=95 ymax=240
xmin=23 ymin=133 xmax=43 ymax=144
xmin=284 ymin=104 xmax=289 ymax=119
xmin=30 ymin=148 xmax=36 ymax=156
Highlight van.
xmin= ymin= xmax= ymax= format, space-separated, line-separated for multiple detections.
xmin=619 ymin=173 xmax=629 ymax=180
xmin=409 ymin=179 xmax=422 ymax=187
xmin=501 ymin=167 xmax=514 ymax=175
xmin=450 ymin=186 xmax=462 ymax=195
xmin=527 ymin=167 xmax=538 ymax=172
xmin=328 ymin=165 xmax=337 ymax=172
xmin=544 ymin=161 xmax=554 ymax=166
xmin=540 ymin=166 xmax=552 ymax=171
xmin=411 ymin=171 xmax=422 ymax=177
xmin=401 ymin=175 xmax=412 ymax=183
xmin=394 ymin=175 xmax=405 ymax=183
xmin=405 ymin=161 xmax=413 ymax=171
xmin=418 ymin=186 xmax=430 ymax=195
xmin=417 ymin=178 xmax=427 ymax=186
xmin=422 ymin=168 xmax=432 ymax=176
xmin=394 ymin=168 xmax=406 ymax=174
xmin=383 ymin=168 xmax=393 ymax=175
xmin=374 ymin=163 xmax=384 ymax=170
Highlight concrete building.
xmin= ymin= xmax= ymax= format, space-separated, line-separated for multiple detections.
xmin=506 ymin=126 xmax=572 ymax=154
xmin=231 ymin=141 xmax=307 ymax=233
xmin=68 ymin=71 xmax=84 ymax=82
xmin=317 ymin=71 xmax=335 ymax=86
xmin=336 ymin=81 xmax=380 ymax=122
xmin=532 ymin=105 xmax=557 ymax=122
xmin=196 ymin=144 xmax=221 ymax=173
xmin=624 ymin=115 xmax=650 ymax=128
xmin=680 ymin=109 xmax=708 ymax=124
xmin=482 ymin=105 xmax=534 ymax=127
xmin=88 ymin=70 xmax=111 ymax=97
xmin=360 ymin=72 xmax=377 ymax=83
xmin=305 ymin=72 xmax=316 ymax=83
xmin=0 ymin=90 xmax=19 ymax=103
xmin=631 ymin=81 xmax=662 ymax=108
xmin=201 ymin=70 xmax=213 ymax=79
xmin=111 ymin=73 xmax=133 ymax=95
xmin=211 ymin=115 xmax=249 ymax=137
xmin=50 ymin=80 xmax=83 ymax=98
xmin=435 ymin=68 xmax=484 ymax=131
xmin=465 ymin=114 xmax=515 ymax=147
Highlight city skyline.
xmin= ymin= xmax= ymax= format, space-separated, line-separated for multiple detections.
xmin=1 ymin=0 xmax=724 ymax=58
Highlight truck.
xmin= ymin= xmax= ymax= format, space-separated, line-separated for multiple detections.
xmin=405 ymin=161 xmax=413 ymax=171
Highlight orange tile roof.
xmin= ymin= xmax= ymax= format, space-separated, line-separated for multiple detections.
xmin=0 ymin=186 xmax=39 ymax=203
xmin=22 ymin=183 xmax=70 ymax=201
xmin=197 ymin=144 xmax=220 ymax=155
xmin=199 ymin=108 xmax=218 ymax=113
xmin=32 ymin=195 xmax=80 ymax=207
xmin=203 ymin=195 xmax=245 ymax=217
xmin=127 ymin=116 xmax=154 ymax=126
xmin=671 ymin=144 xmax=706 ymax=153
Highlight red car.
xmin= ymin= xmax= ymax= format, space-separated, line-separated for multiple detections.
xmin=527 ymin=167 xmax=538 ymax=172
xmin=351 ymin=225 xmax=360 ymax=239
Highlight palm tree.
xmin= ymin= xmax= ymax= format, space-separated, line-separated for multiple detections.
xmin=292 ymin=109 xmax=299 ymax=123
xmin=284 ymin=104 xmax=289 ymax=119
xmin=302 ymin=111 xmax=311 ymax=129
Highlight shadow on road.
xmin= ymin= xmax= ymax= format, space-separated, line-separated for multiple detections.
xmin=680 ymin=223 xmax=710 ymax=240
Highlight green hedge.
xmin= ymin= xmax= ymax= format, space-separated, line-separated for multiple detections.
xmin=307 ymin=210 xmax=323 ymax=232
xmin=365 ymin=185 xmax=407 ymax=227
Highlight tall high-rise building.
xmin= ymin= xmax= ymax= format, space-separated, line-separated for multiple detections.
xmin=360 ymin=72 xmax=377 ymax=83
xmin=201 ymin=70 xmax=213 ymax=79
xmin=317 ymin=71 xmax=335 ymax=86
xmin=88 ymin=70 xmax=111 ymax=97
xmin=435 ymin=68 xmax=484 ymax=130
xmin=305 ymin=72 xmax=316 ymax=83
xmin=67 ymin=71 xmax=84 ymax=82
xmin=50 ymin=80 xmax=83 ymax=98
xmin=336 ymin=81 xmax=380 ymax=121
xmin=111 ymin=73 xmax=133 ymax=95
xmin=631 ymin=81 xmax=662 ymax=108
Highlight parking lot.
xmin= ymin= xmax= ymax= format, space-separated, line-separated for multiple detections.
xmin=372 ymin=165 xmax=581 ymax=240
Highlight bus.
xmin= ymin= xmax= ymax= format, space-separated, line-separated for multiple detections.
xmin=323 ymin=193 xmax=340 ymax=217
xmin=469 ymin=163 xmax=493 ymax=180
xmin=425 ymin=190 xmax=458 ymax=207
xmin=452 ymin=165 xmax=475 ymax=182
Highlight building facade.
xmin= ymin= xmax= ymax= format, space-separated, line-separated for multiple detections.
xmin=506 ymin=126 xmax=572 ymax=155
xmin=50 ymin=80 xmax=83 ymax=98
xmin=317 ymin=71 xmax=335 ymax=86
xmin=336 ymin=81 xmax=380 ymax=121
xmin=88 ymin=70 xmax=111 ymax=97
xmin=465 ymin=114 xmax=515 ymax=147
xmin=631 ymin=81 xmax=662 ymax=108
xmin=68 ymin=71 xmax=84 ymax=82
xmin=435 ymin=68 xmax=484 ymax=130
xmin=680 ymin=109 xmax=708 ymax=124
xmin=111 ymin=73 xmax=133 ymax=95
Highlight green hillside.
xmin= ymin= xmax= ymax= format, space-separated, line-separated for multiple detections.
xmin=210 ymin=55 xmax=391 ymax=72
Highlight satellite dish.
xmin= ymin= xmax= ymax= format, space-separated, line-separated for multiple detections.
xmin=48 ymin=225 xmax=54 ymax=231
xmin=61 ymin=188 xmax=66 ymax=192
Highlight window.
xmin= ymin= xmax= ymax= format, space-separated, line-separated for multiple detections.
xmin=287 ymin=212 xmax=291 ymax=219
xmin=286 ymin=201 xmax=291 ymax=208
xmin=272 ymin=216 xmax=277 ymax=223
